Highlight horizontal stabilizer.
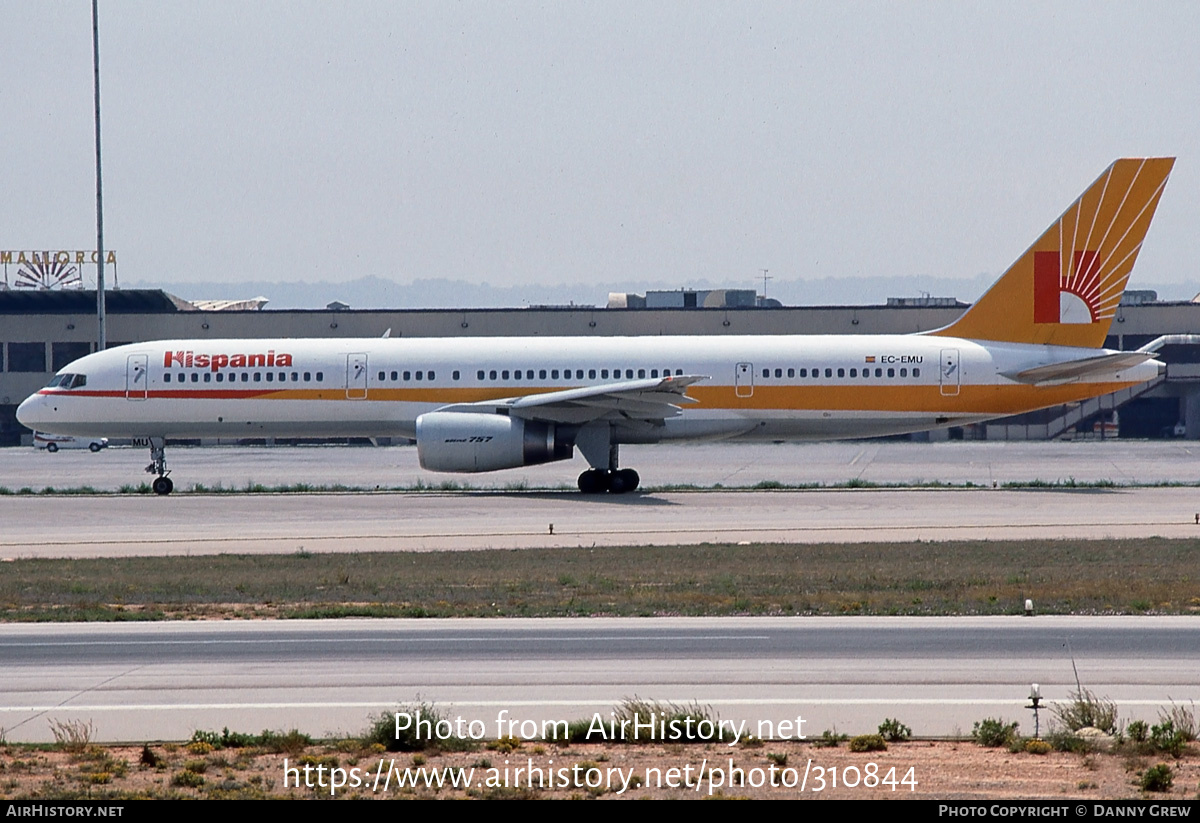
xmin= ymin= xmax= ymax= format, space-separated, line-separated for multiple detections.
xmin=1001 ymin=352 xmax=1159 ymax=386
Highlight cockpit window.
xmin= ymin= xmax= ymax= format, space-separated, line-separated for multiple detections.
xmin=46 ymin=373 xmax=87 ymax=389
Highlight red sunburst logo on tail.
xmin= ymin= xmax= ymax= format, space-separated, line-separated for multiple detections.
xmin=1033 ymin=250 xmax=1104 ymax=324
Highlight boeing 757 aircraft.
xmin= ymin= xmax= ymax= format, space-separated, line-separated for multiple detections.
xmin=17 ymin=158 xmax=1174 ymax=494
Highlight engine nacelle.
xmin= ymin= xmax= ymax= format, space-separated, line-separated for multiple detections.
xmin=416 ymin=412 xmax=575 ymax=472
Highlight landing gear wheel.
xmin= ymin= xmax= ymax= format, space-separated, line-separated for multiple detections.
xmin=46 ymin=443 xmax=58 ymax=453
xmin=578 ymin=469 xmax=610 ymax=494
xmin=152 ymin=476 xmax=174 ymax=496
xmin=609 ymin=468 xmax=640 ymax=494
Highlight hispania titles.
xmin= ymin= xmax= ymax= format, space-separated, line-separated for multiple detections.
xmin=164 ymin=350 xmax=294 ymax=372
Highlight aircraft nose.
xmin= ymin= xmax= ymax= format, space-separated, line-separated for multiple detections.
xmin=16 ymin=392 xmax=49 ymax=430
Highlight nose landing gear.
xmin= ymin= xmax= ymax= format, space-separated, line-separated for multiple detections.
xmin=144 ymin=438 xmax=173 ymax=495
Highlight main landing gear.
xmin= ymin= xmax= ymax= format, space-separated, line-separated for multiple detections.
xmin=576 ymin=442 xmax=640 ymax=494
xmin=144 ymin=437 xmax=173 ymax=496
xmin=578 ymin=467 xmax=640 ymax=494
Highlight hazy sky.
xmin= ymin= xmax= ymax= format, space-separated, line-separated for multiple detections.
xmin=3 ymin=2 xmax=1198 ymax=303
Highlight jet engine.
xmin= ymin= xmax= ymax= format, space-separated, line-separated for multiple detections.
xmin=415 ymin=412 xmax=574 ymax=472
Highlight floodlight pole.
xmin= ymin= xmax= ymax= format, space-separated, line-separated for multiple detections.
xmin=92 ymin=0 xmax=106 ymax=350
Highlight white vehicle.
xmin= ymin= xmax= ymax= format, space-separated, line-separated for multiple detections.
xmin=16 ymin=159 xmax=1173 ymax=495
xmin=33 ymin=431 xmax=108 ymax=453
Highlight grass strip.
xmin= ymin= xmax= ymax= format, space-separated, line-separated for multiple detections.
xmin=1 ymin=538 xmax=1198 ymax=621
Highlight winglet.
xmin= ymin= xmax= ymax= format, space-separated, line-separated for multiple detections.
xmin=928 ymin=158 xmax=1174 ymax=348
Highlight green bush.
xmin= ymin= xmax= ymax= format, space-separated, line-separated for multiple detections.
xmin=1158 ymin=701 xmax=1197 ymax=742
xmin=365 ymin=703 xmax=475 ymax=753
xmin=1054 ymin=689 xmax=1118 ymax=734
xmin=189 ymin=727 xmax=310 ymax=753
xmin=1024 ymin=739 xmax=1052 ymax=755
xmin=171 ymin=769 xmax=205 ymax=788
xmin=1127 ymin=720 xmax=1149 ymax=743
xmin=813 ymin=729 xmax=847 ymax=748
xmin=972 ymin=718 xmax=1019 ymax=748
xmin=1139 ymin=763 xmax=1173 ymax=792
xmin=1149 ymin=720 xmax=1187 ymax=758
xmin=1045 ymin=729 xmax=1091 ymax=754
xmin=848 ymin=734 xmax=887 ymax=753
xmin=257 ymin=729 xmax=312 ymax=755
xmin=878 ymin=718 xmax=911 ymax=742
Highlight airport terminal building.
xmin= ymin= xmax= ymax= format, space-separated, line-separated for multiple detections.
xmin=3 ymin=288 xmax=1200 ymax=447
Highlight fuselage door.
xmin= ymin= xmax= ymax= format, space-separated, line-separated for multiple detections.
xmin=939 ymin=349 xmax=961 ymax=397
xmin=346 ymin=353 xmax=368 ymax=400
xmin=735 ymin=362 xmax=754 ymax=398
xmin=126 ymin=354 xmax=148 ymax=401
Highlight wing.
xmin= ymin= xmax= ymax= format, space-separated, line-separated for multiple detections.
xmin=1001 ymin=352 xmax=1160 ymax=386
xmin=433 ymin=374 xmax=707 ymax=425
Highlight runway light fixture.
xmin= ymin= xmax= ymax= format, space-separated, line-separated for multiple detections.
xmin=1025 ymin=683 xmax=1043 ymax=738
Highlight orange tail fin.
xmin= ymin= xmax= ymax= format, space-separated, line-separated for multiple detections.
xmin=929 ymin=158 xmax=1174 ymax=348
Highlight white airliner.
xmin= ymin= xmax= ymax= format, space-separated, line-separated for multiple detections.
xmin=17 ymin=158 xmax=1173 ymax=495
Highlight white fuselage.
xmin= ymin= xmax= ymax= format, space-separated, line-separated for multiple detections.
xmin=16 ymin=334 xmax=1157 ymax=449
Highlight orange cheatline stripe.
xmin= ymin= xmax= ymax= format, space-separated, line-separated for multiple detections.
xmin=44 ymin=381 xmax=1142 ymax=415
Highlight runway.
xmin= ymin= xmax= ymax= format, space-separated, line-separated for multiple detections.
xmin=2 ymin=617 xmax=1196 ymax=743
xmin=3 ymin=486 xmax=1200 ymax=557
xmin=4 ymin=440 xmax=1200 ymax=492
xmin=3 ymin=441 xmax=1200 ymax=558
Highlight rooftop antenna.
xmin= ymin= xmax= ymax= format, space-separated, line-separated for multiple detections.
xmin=760 ymin=268 xmax=771 ymax=300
